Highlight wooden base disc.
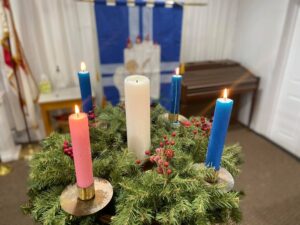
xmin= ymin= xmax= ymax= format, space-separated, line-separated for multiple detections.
xmin=60 ymin=178 xmax=113 ymax=216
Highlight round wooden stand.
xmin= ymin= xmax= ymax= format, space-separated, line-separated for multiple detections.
xmin=60 ymin=178 xmax=113 ymax=216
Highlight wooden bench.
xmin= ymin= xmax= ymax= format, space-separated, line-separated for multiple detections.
xmin=180 ymin=60 xmax=260 ymax=127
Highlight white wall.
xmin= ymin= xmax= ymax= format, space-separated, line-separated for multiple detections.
xmin=181 ymin=0 xmax=238 ymax=62
xmin=269 ymin=5 xmax=300 ymax=158
xmin=232 ymin=0 xmax=290 ymax=135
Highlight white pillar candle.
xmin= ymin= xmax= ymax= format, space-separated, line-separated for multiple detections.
xmin=125 ymin=75 xmax=151 ymax=160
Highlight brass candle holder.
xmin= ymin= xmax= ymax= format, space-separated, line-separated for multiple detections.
xmin=161 ymin=113 xmax=188 ymax=126
xmin=193 ymin=163 xmax=234 ymax=192
xmin=168 ymin=113 xmax=179 ymax=122
xmin=60 ymin=177 xmax=113 ymax=216
xmin=77 ymin=183 xmax=95 ymax=201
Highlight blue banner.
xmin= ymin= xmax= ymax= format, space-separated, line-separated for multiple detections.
xmin=94 ymin=3 xmax=183 ymax=110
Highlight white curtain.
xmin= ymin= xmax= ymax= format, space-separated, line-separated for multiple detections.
xmin=0 ymin=0 xmax=40 ymax=133
xmin=10 ymin=0 xmax=102 ymax=102
xmin=181 ymin=0 xmax=239 ymax=62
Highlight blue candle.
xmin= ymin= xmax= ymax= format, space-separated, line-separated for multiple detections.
xmin=78 ymin=62 xmax=93 ymax=113
xmin=170 ymin=68 xmax=182 ymax=115
xmin=205 ymin=89 xmax=233 ymax=170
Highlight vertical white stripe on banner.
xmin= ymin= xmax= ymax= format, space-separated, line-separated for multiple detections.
xmin=142 ymin=7 xmax=153 ymax=40
xmin=128 ymin=7 xmax=140 ymax=41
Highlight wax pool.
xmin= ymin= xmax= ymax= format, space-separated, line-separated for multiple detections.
xmin=78 ymin=70 xmax=93 ymax=113
xmin=205 ymin=98 xmax=233 ymax=170
xmin=69 ymin=112 xmax=94 ymax=188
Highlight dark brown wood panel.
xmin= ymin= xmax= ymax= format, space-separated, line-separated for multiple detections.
xmin=180 ymin=60 xmax=260 ymax=126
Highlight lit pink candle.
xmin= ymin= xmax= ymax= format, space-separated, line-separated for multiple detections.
xmin=69 ymin=105 xmax=94 ymax=188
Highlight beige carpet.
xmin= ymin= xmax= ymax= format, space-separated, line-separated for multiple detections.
xmin=227 ymin=126 xmax=300 ymax=225
xmin=0 ymin=125 xmax=299 ymax=225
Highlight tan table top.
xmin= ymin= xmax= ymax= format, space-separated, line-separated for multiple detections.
xmin=38 ymin=86 xmax=95 ymax=104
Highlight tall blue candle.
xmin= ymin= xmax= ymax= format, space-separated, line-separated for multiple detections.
xmin=205 ymin=89 xmax=233 ymax=170
xmin=78 ymin=62 xmax=93 ymax=113
xmin=170 ymin=68 xmax=182 ymax=116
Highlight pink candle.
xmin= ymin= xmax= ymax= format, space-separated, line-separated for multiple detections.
xmin=69 ymin=105 xmax=94 ymax=188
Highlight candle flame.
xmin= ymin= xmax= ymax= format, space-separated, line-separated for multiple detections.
xmin=223 ymin=88 xmax=228 ymax=99
xmin=75 ymin=105 xmax=80 ymax=114
xmin=80 ymin=62 xmax=86 ymax=71
xmin=175 ymin=67 xmax=180 ymax=75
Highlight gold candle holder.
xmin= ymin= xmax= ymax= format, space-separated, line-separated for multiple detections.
xmin=160 ymin=113 xmax=188 ymax=126
xmin=77 ymin=183 xmax=95 ymax=201
xmin=168 ymin=113 xmax=179 ymax=122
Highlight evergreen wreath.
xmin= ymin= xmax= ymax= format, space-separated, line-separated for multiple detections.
xmin=22 ymin=104 xmax=243 ymax=225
